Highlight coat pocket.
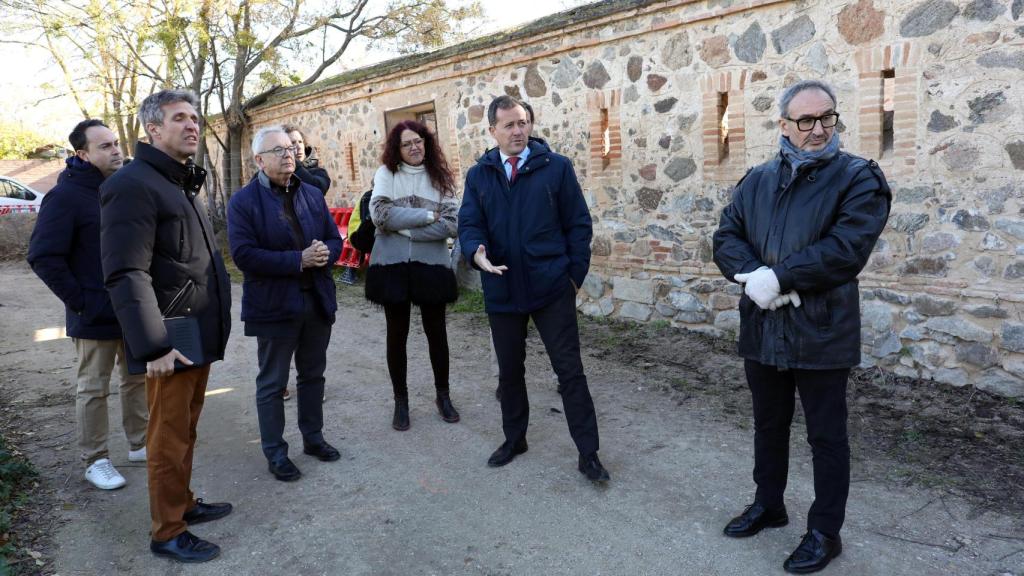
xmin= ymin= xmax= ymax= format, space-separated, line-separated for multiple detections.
xmin=81 ymin=288 xmax=116 ymax=325
xmin=480 ymin=271 xmax=510 ymax=304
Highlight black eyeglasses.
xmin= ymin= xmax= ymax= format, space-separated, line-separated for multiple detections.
xmin=258 ymin=145 xmax=298 ymax=158
xmin=400 ymin=138 xmax=424 ymax=150
xmin=784 ymin=112 xmax=840 ymax=132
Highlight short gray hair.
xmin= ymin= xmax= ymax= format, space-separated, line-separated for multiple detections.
xmin=139 ymin=89 xmax=201 ymax=137
xmin=778 ymin=80 xmax=837 ymax=118
xmin=251 ymin=126 xmax=289 ymax=156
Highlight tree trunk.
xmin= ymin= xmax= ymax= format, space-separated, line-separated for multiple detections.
xmin=226 ymin=122 xmax=245 ymax=200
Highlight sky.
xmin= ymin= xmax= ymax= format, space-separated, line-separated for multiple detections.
xmin=0 ymin=0 xmax=590 ymax=143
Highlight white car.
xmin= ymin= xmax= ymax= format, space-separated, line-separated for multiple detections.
xmin=0 ymin=176 xmax=44 ymax=214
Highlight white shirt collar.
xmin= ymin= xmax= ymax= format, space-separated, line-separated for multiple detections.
xmin=499 ymin=144 xmax=530 ymax=166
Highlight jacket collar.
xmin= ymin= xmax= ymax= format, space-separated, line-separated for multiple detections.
xmin=257 ymin=170 xmax=301 ymax=193
xmin=134 ymin=141 xmax=207 ymax=196
xmin=58 ymin=156 xmax=105 ymax=190
xmin=478 ymin=138 xmax=550 ymax=169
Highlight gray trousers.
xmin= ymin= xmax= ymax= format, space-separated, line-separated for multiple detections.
xmin=253 ymin=293 xmax=332 ymax=462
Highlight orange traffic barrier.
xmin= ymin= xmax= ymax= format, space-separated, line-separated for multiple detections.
xmin=328 ymin=207 xmax=368 ymax=268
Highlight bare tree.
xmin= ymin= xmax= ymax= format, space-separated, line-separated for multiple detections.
xmin=207 ymin=0 xmax=480 ymax=195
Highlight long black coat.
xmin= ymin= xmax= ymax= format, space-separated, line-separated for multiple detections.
xmin=100 ymin=142 xmax=231 ymax=365
xmin=27 ymin=157 xmax=122 ymax=340
xmin=712 ymin=151 xmax=891 ymax=370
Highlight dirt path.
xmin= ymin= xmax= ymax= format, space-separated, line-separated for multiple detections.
xmin=0 ymin=262 xmax=1021 ymax=575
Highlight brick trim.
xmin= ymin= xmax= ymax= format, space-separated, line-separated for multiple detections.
xmin=700 ymin=71 xmax=748 ymax=182
xmin=855 ymin=42 xmax=921 ymax=180
xmin=587 ymin=89 xmax=623 ymax=178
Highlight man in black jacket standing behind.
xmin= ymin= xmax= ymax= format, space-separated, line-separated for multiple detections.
xmin=28 ymin=119 xmax=147 ymax=491
xmin=713 ymin=79 xmax=890 ymax=574
xmin=100 ymin=89 xmax=232 ymax=563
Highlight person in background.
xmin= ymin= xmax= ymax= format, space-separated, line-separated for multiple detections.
xmin=283 ymin=124 xmax=331 ymax=195
xmin=101 ymin=89 xmax=233 ymax=563
xmin=28 ymin=119 xmax=147 ymax=491
xmin=713 ymin=79 xmax=891 ymax=574
xmin=365 ymin=120 xmax=460 ymax=431
xmin=228 ymin=125 xmax=343 ymax=482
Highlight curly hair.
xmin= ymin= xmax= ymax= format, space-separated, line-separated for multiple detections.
xmin=381 ymin=120 xmax=455 ymax=197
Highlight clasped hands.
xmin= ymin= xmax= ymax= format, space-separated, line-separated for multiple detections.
xmin=301 ymin=239 xmax=331 ymax=269
xmin=734 ymin=266 xmax=802 ymax=311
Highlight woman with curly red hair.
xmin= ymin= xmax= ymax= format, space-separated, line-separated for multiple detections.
xmin=365 ymin=120 xmax=460 ymax=431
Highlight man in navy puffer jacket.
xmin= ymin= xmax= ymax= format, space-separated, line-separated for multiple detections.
xmin=228 ymin=125 xmax=343 ymax=483
xmin=28 ymin=119 xmax=147 ymax=491
xmin=459 ymin=95 xmax=609 ymax=483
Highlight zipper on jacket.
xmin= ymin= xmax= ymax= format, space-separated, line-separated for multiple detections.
xmin=163 ymin=278 xmax=194 ymax=318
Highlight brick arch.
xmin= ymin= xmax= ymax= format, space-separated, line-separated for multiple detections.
xmin=855 ymin=41 xmax=922 ymax=180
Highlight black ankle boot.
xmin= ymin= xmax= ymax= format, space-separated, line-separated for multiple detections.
xmin=436 ymin=393 xmax=460 ymax=423
xmin=392 ymin=400 xmax=410 ymax=431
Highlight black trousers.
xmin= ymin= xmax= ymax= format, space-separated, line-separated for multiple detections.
xmin=383 ymin=301 xmax=449 ymax=401
xmin=745 ymin=359 xmax=850 ymax=537
xmin=253 ymin=293 xmax=331 ymax=462
xmin=488 ymin=284 xmax=599 ymax=456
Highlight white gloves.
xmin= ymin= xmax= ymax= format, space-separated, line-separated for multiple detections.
xmin=734 ymin=266 xmax=801 ymax=311
xmin=767 ymin=290 xmax=802 ymax=311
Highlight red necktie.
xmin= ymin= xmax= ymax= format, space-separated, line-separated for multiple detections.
xmin=508 ymin=156 xmax=519 ymax=183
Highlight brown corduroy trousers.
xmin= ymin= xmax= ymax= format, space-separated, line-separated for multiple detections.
xmin=146 ymin=365 xmax=210 ymax=542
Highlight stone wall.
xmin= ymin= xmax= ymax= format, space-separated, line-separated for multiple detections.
xmin=210 ymin=0 xmax=1024 ymax=397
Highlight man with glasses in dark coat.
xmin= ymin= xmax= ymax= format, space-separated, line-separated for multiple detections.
xmin=228 ymin=125 xmax=343 ymax=483
xmin=713 ymin=79 xmax=891 ymax=574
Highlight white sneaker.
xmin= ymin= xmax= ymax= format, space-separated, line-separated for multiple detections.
xmin=85 ymin=458 xmax=126 ymax=490
xmin=128 ymin=446 xmax=147 ymax=462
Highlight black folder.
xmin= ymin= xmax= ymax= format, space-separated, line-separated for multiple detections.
xmin=125 ymin=316 xmax=204 ymax=375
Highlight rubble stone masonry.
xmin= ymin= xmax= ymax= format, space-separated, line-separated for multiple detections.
xmin=210 ymin=0 xmax=1024 ymax=397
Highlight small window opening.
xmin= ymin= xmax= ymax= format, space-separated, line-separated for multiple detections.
xmin=882 ymin=69 xmax=895 ymax=157
xmin=600 ymin=107 xmax=611 ymax=169
xmin=346 ymin=142 xmax=356 ymax=182
xmin=718 ymin=92 xmax=730 ymax=161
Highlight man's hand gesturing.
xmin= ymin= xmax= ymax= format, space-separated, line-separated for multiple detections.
xmin=474 ymin=245 xmax=508 ymax=275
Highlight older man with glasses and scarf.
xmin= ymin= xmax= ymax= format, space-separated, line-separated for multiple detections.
xmin=228 ymin=126 xmax=343 ymax=483
xmin=713 ymin=79 xmax=891 ymax=574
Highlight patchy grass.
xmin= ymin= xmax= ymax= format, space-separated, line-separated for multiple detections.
xmin=221 ymin=248 xmax=244 ymax=283
xmin=450 ymin=289 xmax=485 ymax=314
xmin=0 ymin=435 xmax=39 ymax=574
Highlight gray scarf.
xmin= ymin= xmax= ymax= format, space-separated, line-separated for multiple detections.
xmin=779 ymin=133 xmax=841 ymax=185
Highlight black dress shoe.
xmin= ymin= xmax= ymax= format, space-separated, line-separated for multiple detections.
xmin=303 ymin=441 xmax=341 ymax=462
xmin=268 ymin=457 xmax=301 ymax=482
xmin=783 ymin=529 xmax=842 ymax=574
xmin=183 ymin=499 xmax=232 ymax=525
xmin=150 ymin=530 xmax=220 ymax=563
xmin=723 ymin=502 xmax=789 ymax=538
xmin=436 ymin=394 xmax=460 ymax=423
xmin=577 ymin=453 xmax=610 ymax=482
xmin=392 ymin=400 xmax=410 ymax=431
xmin=487 ymin=438 xmax=528 ymax=467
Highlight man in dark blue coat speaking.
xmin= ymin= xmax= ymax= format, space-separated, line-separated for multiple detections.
xmin=228 ymin=125 xmax=343 ymax=483
xmin=459 ymin=95 xmax=608 ymax=483
xmin=28 ymin=119 xmax=147 ymax=491
xmin=713 ymin=79 xmax=891 ymax=574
